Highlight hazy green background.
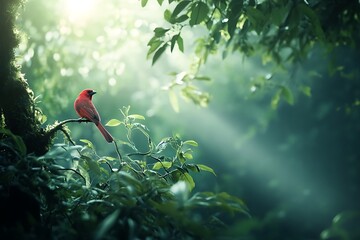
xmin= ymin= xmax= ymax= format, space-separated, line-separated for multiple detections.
xmin=16 ymin=0 xmax=360 ymax=238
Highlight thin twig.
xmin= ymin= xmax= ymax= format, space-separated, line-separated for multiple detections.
xmin=159 ymin=168 xmax=178 ymax=179
xmin=56 ymin=168 xmax=86 ymax=183
xmin=113 ymin=140 xmax=122 ymax=162
xmin=104 ymin=161 xmax=114 ymax=172
xmin=59 ymin=128 xmax=76 ymax=146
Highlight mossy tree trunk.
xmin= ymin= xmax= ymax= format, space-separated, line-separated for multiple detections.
xmin=0 ymin=0 xmax=51 ymax=155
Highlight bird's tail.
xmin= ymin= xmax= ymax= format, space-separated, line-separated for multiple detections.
xmin=96 ymin=122 xmax=114 ymax=143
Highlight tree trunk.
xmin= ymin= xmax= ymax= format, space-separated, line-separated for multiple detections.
xmin=0 ymin=0 xmax=51 ymax=155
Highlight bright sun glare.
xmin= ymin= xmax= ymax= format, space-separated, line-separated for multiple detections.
xmin=64 ymin=0 xmax=97 ymax=24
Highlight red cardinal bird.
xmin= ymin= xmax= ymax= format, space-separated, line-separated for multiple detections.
xmin=74 ymin=89 xmax=114 ymax=143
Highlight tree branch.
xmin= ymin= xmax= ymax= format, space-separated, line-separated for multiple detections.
xmin=48 ymin=118 xmax=90 ymax=136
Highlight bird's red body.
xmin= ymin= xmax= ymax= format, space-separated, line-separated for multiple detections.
xmin=74 ymin=89 xmax=113 ymax=143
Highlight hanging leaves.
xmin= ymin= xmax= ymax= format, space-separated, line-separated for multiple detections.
xmin=190 ymin=2 xmax=209 ymax=26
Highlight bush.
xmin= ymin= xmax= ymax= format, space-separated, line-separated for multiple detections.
xmin=0 ymin=107 xmax=248 ymax=239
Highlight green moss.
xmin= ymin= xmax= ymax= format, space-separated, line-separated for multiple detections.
xmin=0 ymin=0 xmax=52 ymax=155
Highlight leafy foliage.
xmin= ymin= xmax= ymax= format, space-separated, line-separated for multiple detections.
xmin=147 ymin=0 xmax=359 ymax=66
xmin=144 ymin=0 xmax=360 ymax=108
xmin=0 ymin=106 xmax=249 ymax=239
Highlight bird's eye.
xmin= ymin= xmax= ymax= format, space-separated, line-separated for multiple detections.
xmin=87 ymin=90 xmax=92 ymax=94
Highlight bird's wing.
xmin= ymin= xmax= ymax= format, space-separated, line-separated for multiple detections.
xmin=76 ymin=100 xmax=101 ymax=123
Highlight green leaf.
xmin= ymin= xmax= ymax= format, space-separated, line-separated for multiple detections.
xmin=281 ymin=86 xmax=294 ymax=105
xmin=217 ymin=192 xmax=248 ymax=214
xmin=147 ymin=39 xmax=163 ymax=58
xmin=164 ymin=9 xmax=174 ymax=23
xmin=38 ymin=114 xmax=47 ymax=124
xmin=147 ymin=36 xmax=159 ymax=46
xmin=245 ymin=6 xmax=266 ymax=33
xmin=154 ymin=27 xmax=170 ymax=37
xmin=157 ymin=0 xmax=164 ymax=5
xmin=174 ymin=14 xmax=189 ymax=23
xmin=298 ymin=3 xmax=325 ymax=42
xmin=186 ymin=164 xmax=200 ymax=172
xmin=141 ymin=0 xmax=148 ymax=7
xmin=270 ymin=6 xmax=288 ymax=26
xmin=299 ymin=85 xmax=311 ymax=97
xmin=246 ymin=7 xmax=264 ymax=23
xmin=190 ymin=2 xmax=209 ymax=26
xmin=177 ymin=35 xmax=184 ymax=52
xmin=127 ymin=114 xmax=145 ymax=120
xmin=80 ymin=139 xmax=95 ymax=150
xmin=116 ymin=171 xmax=142 ymax=191
xmin=181 ymin=85 xmax=210 ymax=107
xmin=105 ymin=119 xmax=122 ymax=127
xmin=189 ymin=192 xmax=248 ymax=216
xmin=178 ymin=152 xmax=187 ymax=164
xmin=271 ymin=86 xmax=294 ymax=108
xmin=84 ymin=156 xmax=101 ymax=175
xmin=152 ymin=44 xmax=167 ymax=65
xmin=227 ymin=1 xmax=243 ymax=37
xmin=169 ymin=89 xmax=180 ymax=112
xmin=172 ymin=0 xmax=191 ymax=18
xmin=183 ymin=140 xmax=198 ymax=146
xmin=153 ymin=161 xmax=173 ymax=170
xmin=271 ymin=89 xmax=282 ymax=109
xmin=170 ymin=35 xmax=178 ymax=52
xmin=78 ymin=164 xmax=91 ymax=188
xmin=183 ymin=152 xmax=193 ymax=160
xmin=95 ymin=210 xmax=120 ymax=240
xmin=197 ymin=164 xmax=216 ymax=176
xmin=179 ymin=172 xmax=195 ymax=192
xmin=194 ymin=76 xmax=210 ymax=81
xmin=104 ymin=156 xmax=118 ymax=161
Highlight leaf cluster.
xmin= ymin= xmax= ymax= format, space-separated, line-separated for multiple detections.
xmin=0 ymin=107 xmax=249 ymax=239
xmin=146 ymin=0 xmax=360 ymax=66
xmin=142 ymin=0 xmax=360 ymax=109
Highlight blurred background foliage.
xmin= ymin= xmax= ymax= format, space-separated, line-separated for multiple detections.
xmin=12 ymin=0 xmax=360 ymax=239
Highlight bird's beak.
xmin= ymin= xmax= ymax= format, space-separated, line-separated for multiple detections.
xmin=90 ymin=91 xmax=97 ymax=96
